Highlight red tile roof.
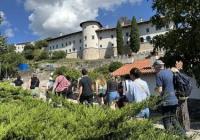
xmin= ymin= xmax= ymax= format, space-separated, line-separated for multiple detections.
xmin=112 ymin=59 xmax=155 ymax=76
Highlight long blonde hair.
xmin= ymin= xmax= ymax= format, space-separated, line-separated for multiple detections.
xmin=96 ymin=75 xmax=106 ymax=86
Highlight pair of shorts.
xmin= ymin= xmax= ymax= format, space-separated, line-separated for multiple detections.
xmin=107 ymin=91 xmax=119 ymax=103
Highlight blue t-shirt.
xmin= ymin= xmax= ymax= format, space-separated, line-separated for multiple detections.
xmin=156 ymin=69 xmax=178 ymax=106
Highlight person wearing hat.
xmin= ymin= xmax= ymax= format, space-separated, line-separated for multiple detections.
xmin=153 ymin=59 xmax=185 ymax=134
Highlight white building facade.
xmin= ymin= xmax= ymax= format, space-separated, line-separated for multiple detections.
xmin=47 ymin=20 xmax=174 ymax=60
xmin=14 ymin=42 xmax=34 ymax=53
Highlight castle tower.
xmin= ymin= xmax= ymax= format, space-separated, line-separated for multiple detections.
xmin=80 ymin=21 xmax=102 ymax=60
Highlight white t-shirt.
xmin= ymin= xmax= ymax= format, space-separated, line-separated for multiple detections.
xmin=130 ymin=78 xmax=150 ymax=103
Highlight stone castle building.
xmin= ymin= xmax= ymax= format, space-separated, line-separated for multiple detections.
xmin=15 ymin=20 xmax=173 ymax=59
xmin=47 ymin=20 xmax=173 ymax=60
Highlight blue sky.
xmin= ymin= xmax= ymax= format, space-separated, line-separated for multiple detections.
xmin=0 ymin=0 xmax=154 ymax=44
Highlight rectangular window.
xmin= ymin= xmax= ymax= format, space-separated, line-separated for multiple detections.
xmin=99 ymin=37 xmax=102 ymax=40
xmin=126 ymin=41 xmax=129 ymax=45
xmin=92 ymin=35 xmax=95 ymax=39
xmin=84 ymin=36 xmax=87 ymax=40
xmin=62 ymin=44 xmax=64 ymax=47
xmin=111 ymin=35 xmax=114 ymax=38
xmin=79 ymin=39 xmax=82 ymax=43
xmin=80 ymin=47 xmax=82 ymax=50
xmin=166 ymin=24 xmax=169 ymax=29
xmin=100 ymin=45 xmax=102 ymax=48
xmin=126 ymin=32 xmax=129 ymax=37
xmin=66 ymin=50 xmax=68 ymax=53
xmin=73 ymin=48 xmax=75 ymax=51
xmin=56 ymin=45 xmax=58 ymax=49
xmin=69 ymin=49 xmax=71 ymax=52
xmin=85 ymin=44 xmax=87 ymax=47
xmin=146 ymin=28 xmax=149 ymax=33
xmin=73 ymin=40 xmax=75 ymax=44
xmin=156 ymin=26 xmax=161 ymax=31
xmin=69 ymin=41 xmax=71 ymax=45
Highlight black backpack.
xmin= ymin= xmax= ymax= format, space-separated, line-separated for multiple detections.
xmin=173 ymin=72 xmax=192 ymax=97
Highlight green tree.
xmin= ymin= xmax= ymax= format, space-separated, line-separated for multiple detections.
xmin=0 ymin=16 xmax=7 ymax=54
xmin=109 ymin=61 xmax=123 ymax=72
xmin=23 ymin=44 xmax=35 ymax=60
xmin=116 ymin=21 xmax=124 ymax=55
xmin=51 ymin=51 xmax=66 ymax=60
xmin=0 ymin=52 xmax=25 ymax=78
xmin=151 ymin=0 xmax=200 ymax=85
xmin=130 ymin=16 xmax=140 ymax=53
xmin=35 ymin=39 xmax=48 ymax=49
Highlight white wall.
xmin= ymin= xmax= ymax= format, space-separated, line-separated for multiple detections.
xmin=190 ymin=78 xmax=200 ymax=99
xmin=48 ymin=32 xmax=82 ymax=57
xmin=142 ymin=74 xmax=200 ymax=99
xmin=15 ymin=44 xmax=25 ymax=53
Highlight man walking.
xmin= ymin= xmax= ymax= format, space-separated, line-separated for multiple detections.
xmin=77 ymin=68 xmax=93 ymax=104
xmin=171 ymin=57 xmax=190 ymax=131
xmin=129 ymin=68 xmax=150 ymax=118
xmin=153 ymin=60 xmax=184 ymax=134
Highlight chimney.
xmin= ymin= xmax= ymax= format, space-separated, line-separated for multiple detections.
xmin=59 ymin=32 xmax=63 ymax=36
xmin=139 ymin=17 xmax=143 ymax=22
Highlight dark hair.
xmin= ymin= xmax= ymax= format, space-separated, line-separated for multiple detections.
xmin=66 ymin=75 xmax=71 ymax=81
xmin=166 ymin=54 xmax=183 ymax=68
xmin=124 ymin=74 xmax=131 ymax=80
xmin=81 ymin=68 xmax=87 ymax=75
xmin=17 ymin=75 xmax=21 ymax=80
xmin=130 ymin=68 xmax=141 ymax=78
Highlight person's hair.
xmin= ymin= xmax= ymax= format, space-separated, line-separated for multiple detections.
xmin=96 ymin=75 xmax=106 ymax=86
xmin=81 ymin=68 xmax=87 ymax=75
xmin=130 ymin=68 xmax=141 ymax=78
xmin=17 ymin=75 xmax=21 ymax=80
xmin=66 ymin=75 xmax=71 ymax=81
xmin=56 ymin=69 xmax=63 ymax=75
xmin=124 ymin=74 xmax=131 ymax=80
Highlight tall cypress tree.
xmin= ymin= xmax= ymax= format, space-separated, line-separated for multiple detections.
xmin=130 ymin=16 xmax=140 ymax=53
xmin=116 ymin=21 xmax=123 ymax=56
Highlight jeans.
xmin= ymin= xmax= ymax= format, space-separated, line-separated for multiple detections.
xmin=136 ymin=108 xmax=150 ymax=118
xmin=162 ymin=105 xmax=185 ymax=135
xmin=107 ymin=91 xmax=119 ymax=104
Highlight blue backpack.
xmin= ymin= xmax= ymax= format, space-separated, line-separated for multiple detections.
xmin=173 ymin=72 xmax=192 ymax=97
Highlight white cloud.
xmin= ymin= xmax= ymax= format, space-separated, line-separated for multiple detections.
xmin=0 ymin=11 xmax=11 ymax=26
xmin=0 ymin=11 xmax=15 ymax=38
xmin=4 ymin=28 xmax=14 ymax=38
xmin=24 ymin=0 xmax=142 ymax=38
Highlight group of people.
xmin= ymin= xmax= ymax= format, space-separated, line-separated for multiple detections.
xmin=12 ymin=57 xmax=190 ymax=135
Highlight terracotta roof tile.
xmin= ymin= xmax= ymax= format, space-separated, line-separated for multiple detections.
xmin=112 ymin=59 xmax=155 ymax=76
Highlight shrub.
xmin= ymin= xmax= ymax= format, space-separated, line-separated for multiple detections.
xmin=109 ymin=61 xmax=123 ymax=72
xmin=51 ymin=51 xmax=66 ymax=60
xmin=54 ymin=66 xmax=81 ymax=80
xmin=0 ymin=82 xmax=186 ymax=140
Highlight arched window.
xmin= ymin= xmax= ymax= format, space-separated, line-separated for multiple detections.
xmin=140 ymin=37 xmax=144 ymax=43
xmin=146 ymin=36 xmax=151 ymax=42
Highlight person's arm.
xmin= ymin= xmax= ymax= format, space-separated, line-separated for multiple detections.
xmin=28 ymin=79 xmax=31 ymax=89
xmin=77 ymin=79 xmax=83 ymax=101
xmin=96 ymin=81 xmax=98 ymax=96
xmin=155 ymin=74 xmax=163 ymax=95
xmin=52 ymin=77 xmax=58 ymax=93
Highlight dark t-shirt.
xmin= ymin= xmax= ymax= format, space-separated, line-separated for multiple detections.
xmin=30 ymin=77 xmax=40 ymax=89
xmin=79 ymin=75 xmax=93 ymax=96
xmin=107 ymin=80 xmax=118 ymax=92
xmin=156 ymin=69 xmax=178 ymax=106
xmin=14 ymin=79 xmax=23 ymax=86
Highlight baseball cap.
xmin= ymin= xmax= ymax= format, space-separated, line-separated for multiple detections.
xmin=153 ymin=60 xmax=165 ymax=67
